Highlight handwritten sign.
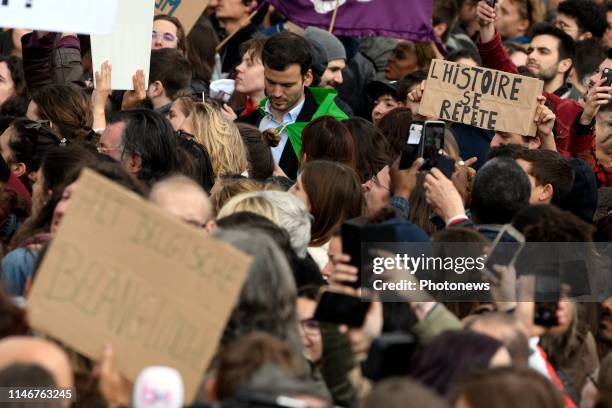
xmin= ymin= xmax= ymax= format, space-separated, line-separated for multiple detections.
xmin=155 ymin=0 xmax=210 ymax=33
xmin=419 ymin=59 xmax=544 ymax=136
xmin=91 ymin=0 xmax=154 ymax=90
xmin=27 ymin=169 xmax=252 ymax=403
xmin=0 ymin=0 xmax=118 ymax=34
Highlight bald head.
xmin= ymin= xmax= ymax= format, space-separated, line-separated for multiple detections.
xmin=0 ymin=336 xmax=73 ymax=388
xmin=150 ymin=175 xmax=213 ymax=230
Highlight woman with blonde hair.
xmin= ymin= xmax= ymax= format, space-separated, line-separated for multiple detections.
xmin=179 ymin=102 xmax=248 ymax=177
xmin=217 ymin=192 xmax=281 ymax=225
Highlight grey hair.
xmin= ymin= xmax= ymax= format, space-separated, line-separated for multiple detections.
xmin=257 ymin=191 xmax=312 ymax=258
xmin=214 ymin=229 xmax=303 ymax=355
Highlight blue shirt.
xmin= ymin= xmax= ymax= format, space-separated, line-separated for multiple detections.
xmin=1 ymin=248 xmax=39 ymax=296
xmin=258 ymin=97 xmax=306 ymax=163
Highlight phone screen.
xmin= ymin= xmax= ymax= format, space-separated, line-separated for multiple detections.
xmin=483 ymin=226 xmax=525 ymax=281
xmin=419 ymin=122 xmax=445 ymax=169
xmin=341 ymin=220 xmax=365 ymax=288
xmin=313 ymin=290 xmax=369 ymax=328
xmin=400 ymin=123 xmax=423 ymax=169
xmin=604 ymin=68 xmax=612 ymax=87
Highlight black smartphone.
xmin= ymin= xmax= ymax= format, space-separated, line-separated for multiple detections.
xmin=361 ymin=333 xmax=417 ymax=381
xmin=419 ymin=120 xmax=446 ymax=171
xmin=487 ymin=0 xmax=496 ymax=7
xmin=434 ymin=155 xmax=455 ymax=179
xmin=603 ymin=68 xmax=612 ymax=87
xmin=341 ymin=220 xmax=366 ymax=288
xmin=483 ymin=225 xmax=525 ymax=282
xmin=534 ymin=302 xmax=559 ymax=327
xmin=400 ymin=122 xmax=423 ymax=169
xmin=313 ymin=289 xmax=370 ymax=328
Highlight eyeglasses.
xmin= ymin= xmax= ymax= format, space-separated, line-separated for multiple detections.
xmin=370 ymin=174 xmax=391 ymax=192
xmin=96 ymin=142 xmax=122 ymax=154
xmin=300 ymin=318 xmax=321 ymax=336
xmin=152 ymin=31 xmax=177 ymax=43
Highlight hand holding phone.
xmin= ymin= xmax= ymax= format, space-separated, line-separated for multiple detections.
xmin=313 ymin=289 xmax=370 ymax=328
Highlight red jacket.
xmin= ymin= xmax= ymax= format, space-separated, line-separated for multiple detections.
xmin=477 ymin=33 xmax=595 ymax=160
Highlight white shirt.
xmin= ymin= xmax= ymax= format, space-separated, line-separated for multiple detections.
xmin=258 ymin=97 xmax=306 ymax=163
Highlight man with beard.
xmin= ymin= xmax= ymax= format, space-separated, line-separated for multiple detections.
xmin=525 ymin=24 xmax=575 ymax=98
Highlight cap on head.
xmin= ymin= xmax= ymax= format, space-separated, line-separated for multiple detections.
xmin=304 ymin=26 xmax=347 ymax=62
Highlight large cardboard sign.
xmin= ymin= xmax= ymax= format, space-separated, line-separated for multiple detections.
xmin=0 ymin=0 xmax=118 ymax=34
xmin=27 ymin=169 xmax=252 ymax=403
xmin=419 ymin=59 xmax=544 ymax=136
xmin=91 ymin=0 xmax=154 ymax=90
xmin=155 ymin=0 xmax=210 ymax=33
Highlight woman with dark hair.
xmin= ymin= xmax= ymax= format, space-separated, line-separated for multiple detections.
xmin=301 ymin=116 xmax=355 ymax=169
xmin=376 ymin=107 xmax=413 ymax=159
xmin=0 ymin=118 xmax=69 ymax=192
xmin=236 ymin=123 xmax=276 ymax=180
xmin=289 ymin=160 xmax=363 ymax=269
xmin=27 ymin=85 xmax=94 ymax=143
xmin=0 ymin=55 xmax=28 ymax=117
xmin=152 ymin=15 xmax=187 ymax=55
xmin=2 ymin=160 xmax=144 ymax=297
xmin=344 ymin=117 xmax=392 ymax=184
xmin=176 ymin=136 xmax=215 ymax=194
xmin=186 ymin=22 xmax=219 ymax=94
xmin=407 ymin=330 xmax=511 ymax=398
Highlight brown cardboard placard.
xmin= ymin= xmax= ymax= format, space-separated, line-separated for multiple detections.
xmin=155 ymin=0 xmax=210 ymax=33
xmin=419 ymin=59 xmax=544 ymax=136
xmin=27 ymin=169 xmax=251 ymax=404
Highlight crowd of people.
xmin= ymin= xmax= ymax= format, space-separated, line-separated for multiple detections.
xmin=0 ymin=0 xmax=611 ymax=406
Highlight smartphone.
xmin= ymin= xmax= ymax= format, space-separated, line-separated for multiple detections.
xmin=483 ymin=224 xmax=525 ymax=282
xmin=603 ymin=68 xmax=612 ymax=87
xmin=341 ymin=220 xmax=366 ymax=288
xmin=534 ymin=302 xmax=559 ymax=327
xmin=361 ymin=333 xmax=417 ymax=381
xmin=487 ymin=0 xmax=496 ymax=7
xmin=399 ymin=122 xmax=423 ymax=169
xmin=434 ymin=155 xmax=455 ymax=179
xmin=313 ymin=289 xmax=370 ymax=328
xmin=419 ymin=121 xmax=446 ymax=171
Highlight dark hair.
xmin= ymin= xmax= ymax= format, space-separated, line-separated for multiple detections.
xmin=0 ymin=363 xmax=57 ymax=388
xmin=408 ymin=330 xmax=505 ymax=398
xmin=149 ymin=48 xmax=192 ymax=100
xmin=300 ymin=160 xmax=363 ymax=246
xmin=31 ymin=85 xmax=94 ymax=142
xmin=301 ymin=116 xmax=355 ymax=168
xmin=344 ymin=117 xmax=392 ymax=183
xmin=376 ymin=107 xmax=413 ymax=159
xmin=0 ymin=56 xmax=25 ymax=97
xmin=409 ymin=173 xmax=437 ymax=235
xmin=39 ymin=144 xmax=97 ymax=196
xmin=362 ymin=378 xmax=447 ymax=408
xmin=486 ymin=144 xmax=527 ymax=160
xmin=240 ymin=36 xmax=267 ymax=63
xmin=176 ymin=137 xmax=215 ymax=193
xmin=471 ymin=157 xmax=531 ymax=224
xmin=215 ymin=332 xmax=301 ymax=400
xmin=511 ymin=204 xmax=595 ymax=242
xmin=154 ymin=14 xmax=187 ymax=54
xmin=446 ymin=48 xmax=483 ymax=66
xmin=108 ymin=109 xmax=179 ymax=185
xmin=236 ymin=123 xmax=275 ymax=180
xmin=402 ymin=69 xmax=429 ymax=91
xmin=262 ymin=32 xmax=312 ymax=75
xmin=452 ymin=366 xmax=565 ymax=408
xmin=514 ymin=148 xmax=575 ymax=205
xmin=573 ymin=38 xmax=607 ymax=83
xmin=530 ymin=23 xmax=576 ymax=69
xmin=557 ymin=0 xmax=607 ymax=38
xmin=0 ymin=288 xmax=29 ymax=338
xmin=186 ymin=22 xmax=218 ymax=85
xmin=7 ymin=119 xmax=68 ymax=189
xmin=432 ymin=0 xmax=459 ymax=41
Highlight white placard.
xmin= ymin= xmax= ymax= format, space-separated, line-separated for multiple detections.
xmin=0 ymin=0 xmax=118 ymax=34
xmin=91 ymin=0 xmax=154 ymax=91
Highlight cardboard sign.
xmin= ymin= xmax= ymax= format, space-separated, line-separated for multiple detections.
xmin=91 ymin=0 xmax=154 ymax=90
xmin=155 ymin=0 xmax=210 ymax=33
xmin=27 ymin=169 xmax=252 ymax=403
xmin=419 ymin=59 xmax=544 ymax=136
xmin=0 ymin=0 xmax=118 ymax=34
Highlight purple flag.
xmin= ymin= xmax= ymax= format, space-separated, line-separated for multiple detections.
xmin=266 ymin=0 xmax=432 ymax=42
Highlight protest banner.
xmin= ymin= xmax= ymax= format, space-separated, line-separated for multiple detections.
xmin=266 ymin=0 xmax=431 ymax=42
xmin=91 ymin=0 xmax=154 ymax=90
xmin=155 ymin=0 xmax=211 ymax=33
xmin=27 ymin=169 xmax=252 ymax=403
xmin=419 ymin=59 xmax=544 ymax=136
xmin=0 ymin=0 xmax=118 ymax=34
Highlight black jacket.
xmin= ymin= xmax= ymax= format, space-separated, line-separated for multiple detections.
xmin=238 ymin=88 xmax=320 ymax=180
